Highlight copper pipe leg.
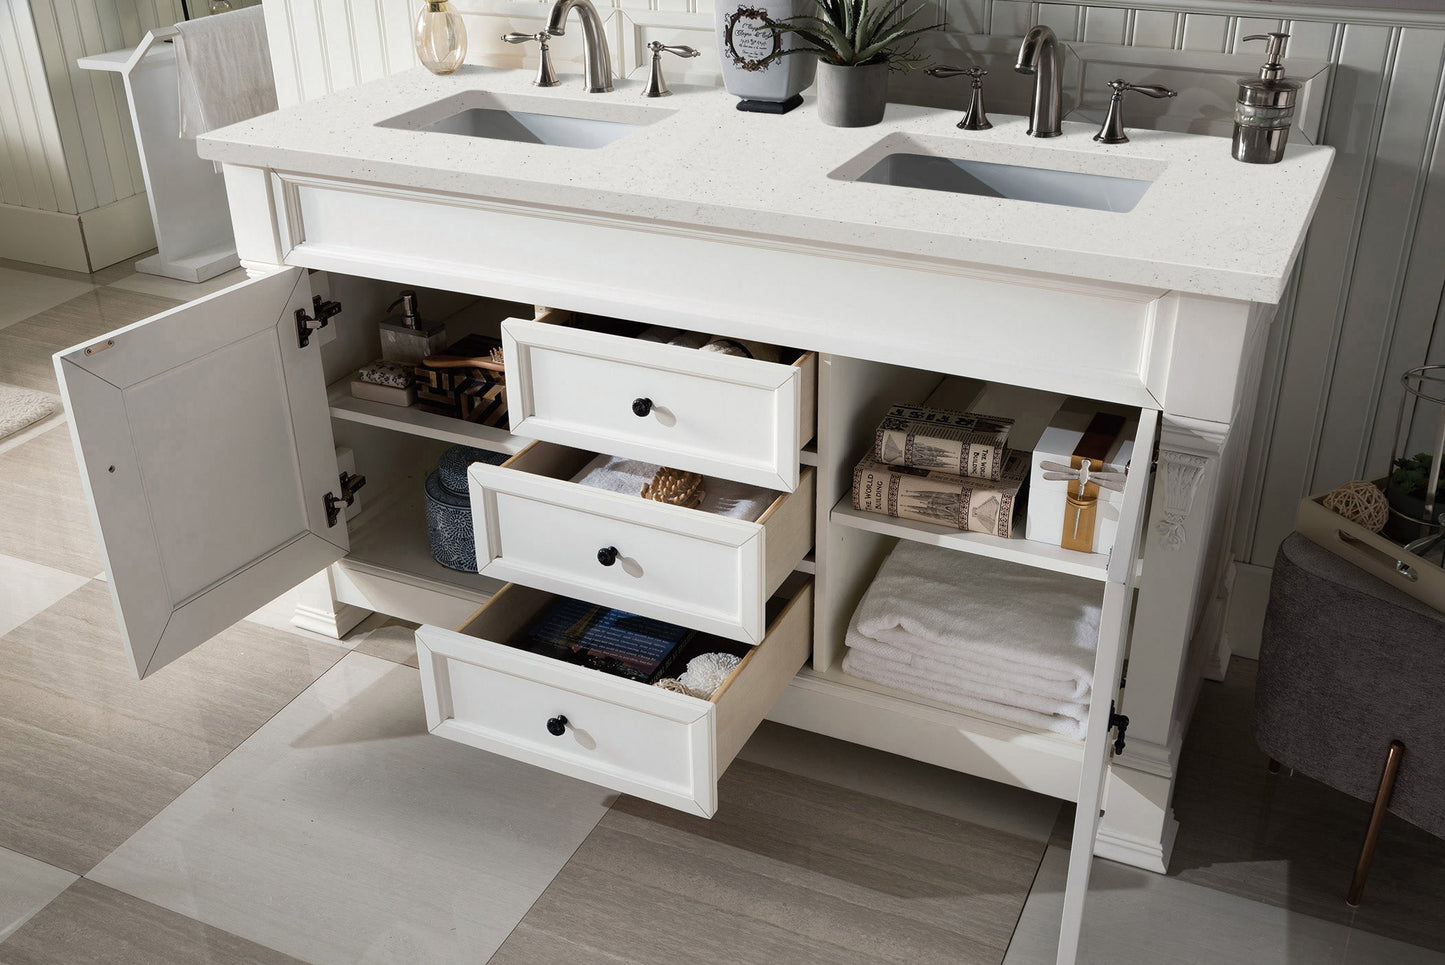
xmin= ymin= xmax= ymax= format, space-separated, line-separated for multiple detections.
xmin=1347 ymin=740 xmax=1405 ymax=907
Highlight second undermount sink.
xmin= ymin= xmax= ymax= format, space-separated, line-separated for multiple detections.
xmin=834 ymin=135 xmax=1162 ymax=213
xmin=855 ymin=153 xmax=1153 ymax=212
xmin=378 ymin=91 xmax=669 ymax=149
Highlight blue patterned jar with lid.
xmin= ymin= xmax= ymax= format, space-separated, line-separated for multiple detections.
xmin=425 ymin=446 xmax=509 ymax=573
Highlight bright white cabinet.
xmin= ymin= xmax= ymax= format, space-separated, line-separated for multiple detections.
xmin=53 ymin=268 xmax=352 ymax=678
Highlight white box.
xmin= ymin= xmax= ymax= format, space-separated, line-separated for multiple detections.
xmin=1025 ymin=401 xmax=1137 ymax=555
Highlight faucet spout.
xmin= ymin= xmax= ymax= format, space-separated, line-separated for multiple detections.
xmin=1015 ymin=24 xmax=1062 ymax=137
xmin=546 ymin=0 xmax=613 ymax=92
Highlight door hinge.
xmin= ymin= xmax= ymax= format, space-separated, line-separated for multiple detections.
xmin=297 ymin=295 xmax=342 ymax=348
xmin=1109 ymin=700 xmax=1130 ymax=756
xmin=324 ymin=470 xmax=367 ymax=527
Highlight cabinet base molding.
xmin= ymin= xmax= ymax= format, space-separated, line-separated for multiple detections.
xmin=1094 ymin=815 xmax=1179 ymax=874
xmin=292 ymin=599 xmax=370 ymax=639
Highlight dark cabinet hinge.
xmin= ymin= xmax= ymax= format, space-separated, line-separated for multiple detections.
xmin=1109 ymin=700 xmax=1130 ymax=756
xmin=324 ymin=471 xmax=366 ymax=527
xmin=297 ymin=295 xmax=342 ymax=348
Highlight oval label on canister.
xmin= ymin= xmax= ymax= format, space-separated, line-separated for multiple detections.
xmin=724 ymin=5 xmax=781 ymax=72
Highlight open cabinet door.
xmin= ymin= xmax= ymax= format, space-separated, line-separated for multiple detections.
xmin=54 ymin=268 xmax=348 ymax=679
xmin=1055 ymin=407 xmax=1159 ymax=965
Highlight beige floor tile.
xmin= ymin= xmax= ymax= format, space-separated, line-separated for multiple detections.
xmin=0 ymin=581 xmax=343 ymax=874
xmin=0 ymin=269 xmax=93 ymax=331
xmin=350 ymin=619 xmax=421 ymax=668
xmin=0 ymin=879 xmax=302 ymax=965
xmin=89 ymin=652 xmax=614 ymax=965
xmin=0 ymin=335 xmax=62 ymax=395
xmin=0 ymin=425 xmax=104 ymax=577
xmin=2 ymin=287 xmax=179 ymax=353
xmin=0 ymin=555 xmax=89 ymax=637
xmin=0 ymin=253 xmax=150 ymax=288
xmin=0 ymin=847 xmax=75 ymax=942
xmin=1003 ymin=845 xmax=1359 ymax=965
xmin=739 ymin=721 xmax=1061 ymax=841
xmin=107 ymin=267 xmax=248 ymax=301
xmin=491 ymin=758 xmax=1046 ymax=965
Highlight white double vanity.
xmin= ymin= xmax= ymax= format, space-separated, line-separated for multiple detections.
xmin=52 ymin=66 xmax=1331 ymax=964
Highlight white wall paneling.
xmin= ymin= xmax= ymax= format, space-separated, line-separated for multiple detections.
xmin=0 ymin=0 xmax=182 ymax=269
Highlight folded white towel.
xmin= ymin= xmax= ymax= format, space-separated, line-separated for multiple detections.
xmin=175 ymin=7 xmax=278 ymax=139
xmin=842 ymin=648 xmax=1088 ymax=738
xmin=571 ymin=455 xmax=773 ymax=522
xmin=841 ymin=542 xmax=1101 ymax=738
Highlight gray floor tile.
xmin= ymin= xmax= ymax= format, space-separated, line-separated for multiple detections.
xmin=1 ymin=287 xmax=179 ymax=353
xmin=0 ymin=269 xmax=93 ymax=331
xmin=107 ymin=267 xmax=248 ymax=301
xmin=0 ymin=581 xmax=343 ymax=874
xmin=0 ymin=555 xmax=88 ymax=638
xmin=739 ymin=721 xmax=1062 ymax=841
xmin=0 ymin=425 xmax=103 ymax=577
xmin=1004 ymin=845 xmax=1357 ymax=965
xmin=0 ymin=335 xmax=62 ymax=395
xmin=491 ymin=758 xmax=1046 ymax=965
xmin=0 ymin=879 xmax=302 ymax=965
xmin=0 ymin=847 xmax=74 ymax=942
xmin=349 ymin=619 xmax=421 ymax=669
xmin=89 ymin=652 xmax=614 ymax=965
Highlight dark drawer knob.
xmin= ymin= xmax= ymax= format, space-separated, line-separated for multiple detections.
xmin=632 ymin=397 xmax=653 ymax=417
xmin=597 ymin=546 xmax=619 ymax=566
xmin=546 ymin=715 xmax=568 ymax=737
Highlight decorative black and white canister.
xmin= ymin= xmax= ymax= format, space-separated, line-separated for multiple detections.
xmin=715 ymin=0 xmax=816 ymax=107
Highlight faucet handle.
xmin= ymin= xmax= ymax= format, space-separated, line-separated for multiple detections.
xmin=642 ymin=41 xmax=699 ymax=97
xmin=502 ymin=31 xmax=561 ymax=88
xmin=1093 ymin=77 xmax=1176 ymax=144
xmin=925 ymin=65 xmax=991 ymax=130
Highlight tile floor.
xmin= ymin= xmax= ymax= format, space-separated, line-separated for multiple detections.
xmin=1 ymin=256 xmax=1443 ymax=964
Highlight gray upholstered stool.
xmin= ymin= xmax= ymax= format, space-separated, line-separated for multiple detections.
xmin=1254 ymin=532 xmax=1445 ymax=905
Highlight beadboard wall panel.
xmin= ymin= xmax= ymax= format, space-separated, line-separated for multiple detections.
xmin=257 ymin=0 xmax=1445 ymax=573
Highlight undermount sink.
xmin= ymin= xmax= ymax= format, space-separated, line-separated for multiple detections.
xmin=378 ymin=91 xmax=669 ymax=149
xmin=854 ymin=153 xmax=1153 ymax=212
xmin=834 ymin=134 xmax=1161 ymax=213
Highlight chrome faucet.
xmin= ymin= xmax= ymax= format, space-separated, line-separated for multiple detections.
xmin=1015 ymin=25 xmax=1063 ymax=137
xmin=546 ymin=0 xmax=613 ymax=93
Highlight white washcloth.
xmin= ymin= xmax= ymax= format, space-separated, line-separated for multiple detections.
xmin=840 ymin=542 xmax=1101 ymax=739
xmin=571 ymin=455 xmax=773 ymax=522
xmin=175 ymin=7 xmax=278 ymax=139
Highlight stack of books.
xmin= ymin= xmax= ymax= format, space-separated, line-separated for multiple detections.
xmin=851 ymin=403 xmax=1030 ymax=537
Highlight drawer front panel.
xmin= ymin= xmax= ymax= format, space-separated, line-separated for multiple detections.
xmin=415 ymin=580 xmax=814 ymax=817
xmin=472 ymin=467 xmax=766 ymax=643
xmin=504 ymin=319 xmax=809 ymax=491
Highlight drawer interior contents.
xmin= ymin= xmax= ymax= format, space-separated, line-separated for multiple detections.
xmin=571 ymin=454 xmax=776 ymax=522
xmin=551 ymin=313 xmax=806 ymax=368
xmin=507 ymin=595 xmax=757 ymax=692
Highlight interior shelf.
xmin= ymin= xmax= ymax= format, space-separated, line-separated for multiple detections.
xmin=829 ymin=497 xmax=1110 ymax=581
xmin=328 ymin=378 xmax=526 ymax=456
xmin=800 ymin=441 xmax=818 ymax=466
xmin=342 ymin=478 xmax=504 ymax=603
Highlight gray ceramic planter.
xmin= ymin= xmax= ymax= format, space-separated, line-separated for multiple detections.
xmin=816 ymin=61 xmax=889 ymax=127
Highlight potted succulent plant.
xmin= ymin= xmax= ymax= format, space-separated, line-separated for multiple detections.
xmin=768 ymin=0 xmax=940 ymax=127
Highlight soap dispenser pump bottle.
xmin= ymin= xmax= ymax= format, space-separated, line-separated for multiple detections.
xmin=1233 ymin=32 xmax=1300 ymax=164
xmin=379 ymin=290 xmax=448 ymax=365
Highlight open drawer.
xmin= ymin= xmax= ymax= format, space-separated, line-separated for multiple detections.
xmin=414 ymin=578 xmax=813 ymax=817
xmin=502 ymin=313 xmax=817 ymax=492
xmin=469 ymin=442 xmax=815 ymax=645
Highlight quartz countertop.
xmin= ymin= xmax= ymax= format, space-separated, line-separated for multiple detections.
xmin=197 ymin=65 xmax=1334 ymax=303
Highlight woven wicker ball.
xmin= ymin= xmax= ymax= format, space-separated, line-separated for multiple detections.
xmin=1321 ymin=479 xmax=1389 ymax=534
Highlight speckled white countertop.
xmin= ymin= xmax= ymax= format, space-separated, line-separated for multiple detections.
xmin=197 ymin=65 xmax=1333 ymax=303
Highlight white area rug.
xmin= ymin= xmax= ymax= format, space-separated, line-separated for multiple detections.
xmin=0 ymin=386 xmax=61 ymax=441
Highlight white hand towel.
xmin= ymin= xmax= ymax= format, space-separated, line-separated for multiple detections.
xmin=175 ymin=7 xmax=278 ymax=139
xmin=571 ymin=454 xmax=773 ymax=522
xmin=842 ymin=542 xmax=1101 ymax=737
xmin=842 ymin=647 xmax=1088 ymax=738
